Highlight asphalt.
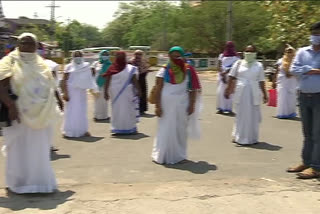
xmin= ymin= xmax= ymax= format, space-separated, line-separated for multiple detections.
xmin=0 ymin=71 xmax=319 ymax=214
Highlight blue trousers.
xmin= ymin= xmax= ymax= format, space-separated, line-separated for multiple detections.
xmin=299 ymin=93 xmax=320 ymax=170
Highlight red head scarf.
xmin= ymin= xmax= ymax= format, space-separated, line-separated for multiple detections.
xmin=223 ymin=41 xmax=238 ymax=57
xmin=104 ymin=51 xmax=127 ymax=76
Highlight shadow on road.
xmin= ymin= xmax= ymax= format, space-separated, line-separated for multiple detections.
xmin=216 ymin=112 xmax=236 ymax=117
xmin=164 ymin=160 xmax=217 ymax=174
xmin=140 ymin=113 xmax=156 ymax=118
xmin=94 ymin=118 xmax=110 ymax=123
xmin=272 ymin=116 xmax=301 ymax=121
xmin=64 ymin=136 xmax=104 ymax=143
xmin=51 ymin=151 xmax=71 ymax=161
xmin=286 ymin=117 xmax=301 ymax=121
xmin=0 ymin=189 xmax=75 ymax=211
xmin=242 ymin=142 xmax=282 ymax=151
xmin=112 ymin=132 xmax=150 ymax=140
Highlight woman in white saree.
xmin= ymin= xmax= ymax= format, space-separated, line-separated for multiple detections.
xmin=0 ymin=33 xmax=61 ymax=193
xmin=91 ymin=50 xmax=112 ymax=121
xmin=152 ymin=46 xmax=202 ymax=164
xmin=217 ymin=41 xmax=240 ymax=114
xmin=104 ymin=51 xmax=141 ymax=134
xmin=62 ymin=51 xmax=98 ymax=137
xmin=225 ymin=45 xmax=268 ymax=146
xmin=275 ymin=46 xmax=298 ymax=119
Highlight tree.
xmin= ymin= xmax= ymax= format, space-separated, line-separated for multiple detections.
xmin=100 ymin=1 xmax=273 ymax=55
xmin=16 ymin=24 xmax=51 ymax=41
xmin=262 ymin=0 xmax=320 ymax=52
xmin=55 ymin=20 xmax=104 ymax=55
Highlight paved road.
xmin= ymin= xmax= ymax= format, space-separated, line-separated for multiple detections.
xmin=0 ymin=72 xmax=319 ymax=214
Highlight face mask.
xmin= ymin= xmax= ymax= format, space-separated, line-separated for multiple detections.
xmin=101 ymin=56 xmax=109 ymax=61
xmin=310 ymin=35 xmax=320 ymax=45
xmin=172 ymin=58 xmax=185 ymax=67
xmin=73 ymin=57 xmax=83 ymax=64
xmin=244 ymin=52 xmax=257 ymax=63
xmin=20 ymin=52 xmax=37 ymax=62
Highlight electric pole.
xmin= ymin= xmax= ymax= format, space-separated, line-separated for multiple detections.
xmin=226 ymin=0 xmax=233 ymax=41
xmin=0 ymin=0 xmax=5 ymax=28
xmin=161 ymin=0 xmax=167 ymax=51
xmin=46 ymin=0 xmax=60 ymax=43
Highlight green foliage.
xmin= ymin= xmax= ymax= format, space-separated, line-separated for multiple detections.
xmin=262 ymin=0 xmax=320 ymax=51
xmin=16 ymin=24 xmax=51 ymax=41
xmin=100 ymin=1 xmax=273 ymax=54
xmin=100 ymin=0 xmax=319 ymax=57
xmin=15 ymin=1 xmax=320 ymax=58
xmin=55 ymin=20 xmax=103 ymax=56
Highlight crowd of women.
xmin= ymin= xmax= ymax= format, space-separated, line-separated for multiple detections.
xmin=0 ymin=32 xmax=202 ymax=194
xmin=217 ymin=42 xmax=298 ymax=146
xmin=0 ymin=22 xmax=319 ymax=194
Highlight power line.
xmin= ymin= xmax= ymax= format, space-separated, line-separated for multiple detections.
xmin=46 ymin=0 xmax=60 ymax=42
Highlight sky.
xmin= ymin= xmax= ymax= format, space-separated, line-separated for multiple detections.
xmin=1 ymin=1 xmax=128 ymax=29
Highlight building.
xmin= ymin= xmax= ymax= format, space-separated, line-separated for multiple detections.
xmin=0 ymin=0 xmax=52 ymax=57
xmin=4 ymin=16 xmax=50 ymax=34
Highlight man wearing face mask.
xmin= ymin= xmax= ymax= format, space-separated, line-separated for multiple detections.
xmin=62 ymin=50 xmax=98 ymax=138
xmin=287 ymin=22 xmax=320 ymax=179
xmin=91 ymin=50 xmax=112 ymax=121
xmin=0 ymin=32 xmax=59 ymax=193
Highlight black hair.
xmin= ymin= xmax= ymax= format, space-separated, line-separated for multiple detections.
xmin=310 ymin=21 xmax=320 ymax=32
xmin=38 ymin=42 xmax=44 ymax=50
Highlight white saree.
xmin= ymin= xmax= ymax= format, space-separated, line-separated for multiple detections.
xmin=110 ymin=64 xmax=139 ymax=134
xmin=152 ymin=68 xmax=201 ymax=164
xmin=91 ymin=61 xmax=109 ymax=120
xmin=0 ymin=50 xmax=58 ymax=193
xmin=63 ymin=62 xmax=98 ymax=137
xmin=229 ymin=60 xmax=265 ymax=145
xmin=217 ymin=55 xmax=239 ymax=112
xmin=276 ymin=62 xmax=298 ymax=119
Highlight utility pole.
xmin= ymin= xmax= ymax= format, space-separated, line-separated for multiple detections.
xmin=226 ymin=0 xmax=233 ymax=41
xmin=46 ymin=0 xmax=60 ymax=44
xmin=161 ymin=0 xmax=167 ymax=51
xmin=0 ymin=0 xmax=5 ymax=28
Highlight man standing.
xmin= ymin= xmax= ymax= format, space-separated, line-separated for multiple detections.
xmin=129 ymin=50 xmax=150 ymax=115
xmin=288 ymin=22 xmax=320 ymax=179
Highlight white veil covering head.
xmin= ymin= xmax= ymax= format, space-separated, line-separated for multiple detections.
xmin=71 ymin=50 xmax=85 ymax=66
xmin=72 ymin=50 xmax=83 ymax=57
xmin=0 ymin=32 xmax=59 ymax=129
xmin=66 ymin=50 xmax=98 ymax=91
xmin=17 ymin=32 xmax=39 ymax=63
xmin=18 ymin=32 xmax=38 ymax=43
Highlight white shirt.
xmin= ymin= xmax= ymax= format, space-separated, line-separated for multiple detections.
xmin=230 ymin=60 xmax=265 ymax=105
